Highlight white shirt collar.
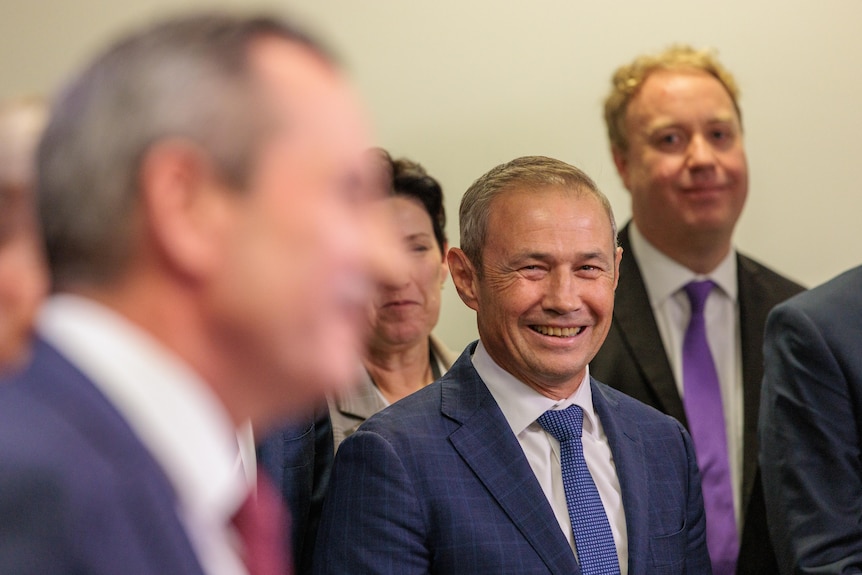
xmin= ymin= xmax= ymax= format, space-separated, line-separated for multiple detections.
xmin=37 ymin=295 xmax=250 ymax=524
xmin=629 ymin=222 xmax=738 ymax=304
xmin=471 ymin=340 xmax=600 ymax=438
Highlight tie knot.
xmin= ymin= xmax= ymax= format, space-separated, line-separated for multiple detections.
xmin=684 ymin=280 xmax=715 ymax=315
xmin=537 ymin=405 xmax=584 ymax=442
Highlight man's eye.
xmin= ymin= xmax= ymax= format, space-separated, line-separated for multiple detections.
xmin=653 ymin=132 xmax=686 ymax=151
xmin=710 ymin=129 xmax=735 ymax=146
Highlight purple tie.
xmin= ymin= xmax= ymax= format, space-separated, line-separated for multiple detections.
xmin=682 ymin=280 xmax=738 ymax=575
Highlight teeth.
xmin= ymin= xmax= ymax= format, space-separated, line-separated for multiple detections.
xmin=532 ymin=325 xmax=583 ymax=337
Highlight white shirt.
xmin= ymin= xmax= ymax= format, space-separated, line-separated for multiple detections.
xmin=629 ymin=223 xmax=743 ymax=525
xmin=473 ymin=341 xmax=628 ymax=573
xmin=38 ymin=295 xmax=253 ymax=575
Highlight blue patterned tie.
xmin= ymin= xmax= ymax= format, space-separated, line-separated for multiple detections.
xmin=538 ymin=405 xmax=620 ymax=575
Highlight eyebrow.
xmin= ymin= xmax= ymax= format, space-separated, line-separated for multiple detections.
xmin=404 ymin=232 xmax=433 ymax=241
xmin=648 ymin=113 xmax=738 ymax=132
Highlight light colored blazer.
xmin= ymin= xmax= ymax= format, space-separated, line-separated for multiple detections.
xmin=329 ymin=333 xmax=457 ymax=450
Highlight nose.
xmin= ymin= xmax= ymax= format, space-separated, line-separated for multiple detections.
xmin=686 ymin=133 xmax=717 ymax=169
xmin=542 ymin=268 xmax=581 ymax=315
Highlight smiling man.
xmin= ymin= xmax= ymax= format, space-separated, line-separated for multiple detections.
xmin=589 ymin=45 xmax=804 ymax=575
xmin=314 ymin=156 xmax=711 ymax=574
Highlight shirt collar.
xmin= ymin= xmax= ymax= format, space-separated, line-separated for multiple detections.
xmin=629 ymin=222 xmax=738 ymax=303
xmin=471 ymin=340 xmax=600 ymax=438
xmin=37 ymin=294 xmax=250 ymax=523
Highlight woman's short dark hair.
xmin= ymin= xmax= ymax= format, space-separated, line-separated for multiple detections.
xmin=375 ymin=149 xmax=447 ymax=255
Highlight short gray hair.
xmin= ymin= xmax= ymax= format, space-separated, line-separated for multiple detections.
xmin=37 ymin=13 xmax=331 ymax=288
xmin=459 ymin=155 xmax=617 ymax=273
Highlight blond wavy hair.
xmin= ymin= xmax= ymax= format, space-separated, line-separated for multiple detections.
xmin=604 ymin=44 xmax=741 ymax=152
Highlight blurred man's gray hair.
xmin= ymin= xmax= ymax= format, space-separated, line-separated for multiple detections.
xmin=38 ymin=13 xmax=331 ymax=289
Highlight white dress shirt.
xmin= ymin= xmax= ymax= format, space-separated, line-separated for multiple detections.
xmin=473 ymin=341 xmax=628 ymax=573
xmin=38 ymin=295 xmax=253 ymax=575
xmin=629 ymin=223 xmax=743 ymax=525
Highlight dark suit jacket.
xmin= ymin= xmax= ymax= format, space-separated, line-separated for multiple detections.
xmin=759 ymin=265 xmax=862 ymax=574
xmin=590 ymin=223 xmax=804 ymax=574
xmin=257 ymin=404 xmax=334 ymax=575
xmin=313 ymin=342 xmax=711 ymax=574
xmin=0 ymin=339 xmax=205 ymax=575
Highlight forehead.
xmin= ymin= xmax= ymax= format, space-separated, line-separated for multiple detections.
xmin=247 ymin=36 xmax=369 ymax=153
xmin=390 ymin=195 xmax=433 ymax=230
xmin=628 ymin=69 xmax=739 ymax=128
xmin=487 ymin=185 xmax=613 ymax=247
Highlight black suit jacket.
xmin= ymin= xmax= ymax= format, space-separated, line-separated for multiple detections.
xmin=257 ymin=404 xmax=333 ymax=575
xmin=590 ymin=223 xmax=804 ymax=574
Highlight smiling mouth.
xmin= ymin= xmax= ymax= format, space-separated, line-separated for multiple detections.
xmin=530 ymin=325 xmax=585 ymax=337
xmin=383 ymin=300 xmax=416 ymax=308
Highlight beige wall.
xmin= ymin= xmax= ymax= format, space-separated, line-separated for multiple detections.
xmin=3 ymin=1 xmax=861 ymax=352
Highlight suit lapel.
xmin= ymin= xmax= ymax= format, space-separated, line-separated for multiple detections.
xmin=615 ymin=226 xmax=687 ymax=424
xmin=441 ymin=347 xmax=580 ymax=574
xmin=24 ymin=339 xmax=206 ymax=574
xmin=736 ymin=256 xmax=769 ymax=513
xmin=333 ymin=371 xmax=387 ymax=421
xmin=591 ymin=380 xmax=647 ymax=574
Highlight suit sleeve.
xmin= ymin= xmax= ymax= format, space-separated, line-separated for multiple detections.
xmin=759 ymin=303 xmax=862 ymax=574
xmin=312 ymin=429 xmax=430 ymax=574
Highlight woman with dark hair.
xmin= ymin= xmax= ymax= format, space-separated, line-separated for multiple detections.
xmin=330 ymin=149 xmax=455 ymax=448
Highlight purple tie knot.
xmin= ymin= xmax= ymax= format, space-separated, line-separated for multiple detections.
xmin=684 ymin=280 xmax=715 ymax=315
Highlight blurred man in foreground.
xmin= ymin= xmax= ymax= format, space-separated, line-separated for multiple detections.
xmin=0 ymin=13 xmax=397 ymax=575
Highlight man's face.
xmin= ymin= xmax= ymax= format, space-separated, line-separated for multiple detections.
xmin=455 ymin=186 xmax=621 ymax=400
xmin=207 ymin=38 xmax=400 ymax=419
xmin=614 ymin=69 xmax=747 ymax=251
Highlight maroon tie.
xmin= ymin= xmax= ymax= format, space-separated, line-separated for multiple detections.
xmin=232 ymin=470 xmax=292 ymax=575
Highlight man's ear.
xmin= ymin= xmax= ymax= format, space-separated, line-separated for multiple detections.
xmin=138 ymin=139 xmax=236 ymax=281
xmin=611 ymin=146 xmax=630 ymax=190
xmin=439 ymin=241 xmax=450 ymax=285
xmin=447 ymin=247 xmax=479 ymax=312
xmin=613 ymin=246 xmax=623 ymax=291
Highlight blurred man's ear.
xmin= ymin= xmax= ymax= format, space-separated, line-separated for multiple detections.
xmin=138 ymin=139 xmax=236 ymax=281
xmin=447 ymin=247 xmax=479 ymax=312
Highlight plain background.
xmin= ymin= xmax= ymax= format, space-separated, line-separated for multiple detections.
xmin=2 ymin=1 xmax=860 ymax=351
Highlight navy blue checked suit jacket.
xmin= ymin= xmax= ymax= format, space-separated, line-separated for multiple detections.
xmin=313 ymin=342 xmax=711 ymax=574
